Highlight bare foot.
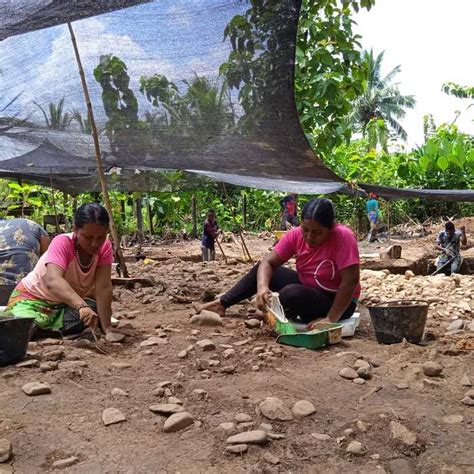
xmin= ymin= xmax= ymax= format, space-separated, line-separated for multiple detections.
xmin=192 ymin=299 xmax=226 ymax=317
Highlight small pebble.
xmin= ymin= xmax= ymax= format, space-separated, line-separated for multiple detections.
xmin=422 ymin=361 xmax=443 ymax=377
xmin=105 ymin=332 xmax=125 ymax=343
xmin=235 ymin=413 xmax=253 ymax=423
xmin=163 ymin=412 xmax=194 ymax=432
xmin=262 ymin=452 xmax=280 ymax=465
xmin=346 ymin=440 xmax=365 ymax=455
xmin=0 ymin=439 xmax=12 ymax=463
xmin=396 ymin=383 xmax=409 ymax=390
xmin=111 ymin=388 xmax=128 ymax=397
xmin=52 ymin=456 xmax=79 ymax=469
xmin=356 ymin=420 xmax=367 ymax=432
xmin=226 ymin=430 xmax=267 ymax=445
xmin=219 ymin=422 xmax=236 ymax=431
xmin=225 ymin=444 xmax=248 ymax=454
xmin=311 ymin=433 xmax=331 ymax=441
xmin=339 ymin=367 xmax=358 ymax=380
xmin=22 ymin=382 xmax=51 ymax=396
xmin=292 ymin=400 xmax=316 ymax=418
xmin=102 ymin=407 xmax=126 ymax=426
xmin=353 ymin=378 xmax=366 ymax=385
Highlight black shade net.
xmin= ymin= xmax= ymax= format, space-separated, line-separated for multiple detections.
xmin=0 ymin=0 xmax=472 ymax=201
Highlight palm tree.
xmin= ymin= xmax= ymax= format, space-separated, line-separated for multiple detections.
xmin=348 ymin=50 xmax=416 ymax=145
xmin=33 ymin=97 xmax=72 ymax=130
xmin=70 ymin=109 xmax=92 ymax=134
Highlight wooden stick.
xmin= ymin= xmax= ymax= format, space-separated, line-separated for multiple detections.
xmin=49 ymin=169 xmax=60 ymax=234
xmin=67 ymin=22 xmax=129 ymax=277
xmin=215 ymin=237 xmax=228 ymax=264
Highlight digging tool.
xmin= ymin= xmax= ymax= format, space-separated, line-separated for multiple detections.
xmin=215 ymin=237 xmax=228 ymax=264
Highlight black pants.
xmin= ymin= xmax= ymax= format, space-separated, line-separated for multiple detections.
xmin=220 ymin=264 xmax=356 ymax=323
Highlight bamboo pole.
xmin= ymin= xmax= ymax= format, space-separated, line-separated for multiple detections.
xmin=191 ymin=194 xmax=197 ymax=238
xmin=67 ymin=22 xmax=129 ymax=277
xmin=49 ymin=169 xmax=60 ymax=234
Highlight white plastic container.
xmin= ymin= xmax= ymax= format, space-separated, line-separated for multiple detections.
xmin=292 ymin=312 xmax=360 ymax=337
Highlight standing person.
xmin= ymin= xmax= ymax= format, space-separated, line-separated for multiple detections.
xmin=195 ymin=198 xmax=360 ymax=326
xmin=366 ymin=192 xmax=381 ymax=242
xmin=7 ymin=203 xmax=114 ymax=337
xmin=280 ymin=194 xmax=298 ymax=230
xmin=0 ymin=218 xmax=50 ymax=286
xmin=201 ymin=209 xmax=220 ymax=262
xmin=435 ymin=221 xmax=467 ymax=275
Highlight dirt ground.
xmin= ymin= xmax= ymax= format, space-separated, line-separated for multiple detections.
xmin=1 ymin=220 xmax=473 ymax=473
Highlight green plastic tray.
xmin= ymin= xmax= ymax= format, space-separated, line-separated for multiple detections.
xmin=276 ymin=323 xmax=343 ymax=350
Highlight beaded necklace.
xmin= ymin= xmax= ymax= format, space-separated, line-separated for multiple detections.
xmin=75 ymin=247 xmax=94 ymax=271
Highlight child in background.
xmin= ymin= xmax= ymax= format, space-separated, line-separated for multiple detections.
xmin=201 ymin=209 xmax=220 ymax=261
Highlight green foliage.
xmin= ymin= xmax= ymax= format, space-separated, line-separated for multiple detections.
xmin=70 ymin=109 xmax=92 ymax=134
xmin=295 ymin=0 xmax=375 ymax=155
xmin=94 ymin=54 xmax=146 ymax=161
xmin=442 ymin=82 xmax=474 ymax=99
xmin=347 ymin=50 xmax=416 ymax=144
xmin=33 ymin=97 xmax=72 ymax=130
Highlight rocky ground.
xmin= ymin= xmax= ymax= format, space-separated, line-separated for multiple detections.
xmin=0 ymin=221 xmax=473 ymax=473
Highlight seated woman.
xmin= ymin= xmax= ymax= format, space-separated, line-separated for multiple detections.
xmin=7 ymin=203 xmax=114 ymax=337
xmin=195 ymin=198 xmax=360 ymax=326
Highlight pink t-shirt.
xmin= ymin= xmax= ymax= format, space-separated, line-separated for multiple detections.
xmin=21 ymin=233 xmax=113 ymax=302
xmin=274 ymin=224 xmax=361 ymax=299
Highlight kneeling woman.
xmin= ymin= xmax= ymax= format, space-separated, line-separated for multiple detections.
xmin=8 ymin=203 xmax=114 ymax=337
xmin=196 ymin=199 xmax=360 ymax=326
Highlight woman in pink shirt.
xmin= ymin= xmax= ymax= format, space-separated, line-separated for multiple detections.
xmin=8 ymin=203 xmax=114 ymax=337
xmin=195 ymin=199 xmax=360 ymax=326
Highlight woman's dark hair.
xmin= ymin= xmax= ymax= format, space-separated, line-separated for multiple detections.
xmin=207 ymin=208 xmax=216 ymax=215
xmin=301 ymin=198 xmax=335 ymax=228
xmin=445 ymin=221 xmax=455 ymax=232
xmin=74 ymin=203 xmax=110 ymax=229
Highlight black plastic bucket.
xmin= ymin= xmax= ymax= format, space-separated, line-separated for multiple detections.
xmin=0 ymin=284 xmax=14 ymax=306
xmin=368 ymin=300 xmax=429 ymax=344
xmin=0 ymin=316 xmax=35 ymax=366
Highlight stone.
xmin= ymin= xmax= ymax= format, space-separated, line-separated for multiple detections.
xmin=106 ymin=332 xmax=125 ymax=343
xmin=1 ymin=371 xmax=18 ymax=379
xmin=311 ymin=433 xmax=331 ymax=441
xmin=356 ymin=420 xmax=367 ymax=432
xmin=192 ymin=389 xmax=208 ymax=400
xmin=357 ymin=367 xmax=372 ymax=380
xmin=404 ymin=270 xmax=415 ymax=279
xmin=263 ymin=452 xmax=280 ymax=465
xmin=177 ymin=350 xmax=188 ymax=359
xmin=102 ymin=407 xmax=126 ymax=426
xmin=163 ymin=412 xmax=194 ymax=433
xmin=221 ymin=365 xmax=236 ymax=375
xmin=339 ymin=367 xmax=358 ymax=380
xmin=235 ymin=413 xmax=253 ymax=423
xmin=225 ymin=444 xmax=248 ymax=454
xmin=388 ymin=458 xmax=416 ymax=474
xmin=396 ymin=383 xmax=409 ymax=390
xmin=208 ymin=359 xmax=220 ymax=367
xmin=244 ymin=319 xmax=261 ymax=329
xmin=226 ymin=430 xmax=268 ymax=445
xmin=259 ymin=423 xmax=273 ymax=432
xmin=292 ymin=400 xmax=316 ymax=418
xmin=344 ymin=428 xmax=355 ymax=437
xmin=464 ymin=389 xmax=474 ymax=399
xmin=252 ymin=365 xmax=260 ymax=372
xmin=22 ymin=382 xmax=51 ymax=396
xmin=111 ymin=362 xmax=132 ymax=369
xmin=111 ymin=388 xmax=128 ymax=397
xmin=447 ymin=319 xmax=464 ymax=331
xmin=461 ymin=374 xmax=472 ymax=387
xmin=422 ymin=361 xmax=443 ymax=377
xmin=234 ymin=338 xmax=251 ymax=346
xmin=41 ymin=338 xmax=60 ymax=346
xmin=223 ymin=348 xmax=235 ymax=359
xmin=140 ymin=337 xmax=167 ymax=347
xmin=259 ymin=397 xmax=293 ymax=421
xmin=149 ymin=404 xmax=184 ymax=415
xmin=461 ymin=397 xmax=474 ymax=406
xmin=0 ymin=439 xmax=12 ymax=463
xmin=196 ymin=339 xmax=216 ymax=351
xmin=52 ymin=456 xmax=79 ymax=469
xmin=219 ymin=422 xmax=236 ymax=431
xmin=16 ymin=359 xmax=39 ymax=369
xmin=390 ymin=421 xmax=417 ymax=446
xmin=353 ymin=378 xmax=366 ymax=385
xmin=40 ymin=362 xmax=58 ymax=372
xmin=42 ymin=349 xmax=64 ymax=361
xmin=346 ymin=440 xmax=365 ymax=455
xmin=354 ymin=359 xmax=371 ymax=370
xmin=168 ymin=397 xmax=183 ymax=405
xmin=442 ymin=415 xmax=463 ymax=424
xmin=190 ymin=311 xmax=223 ymax=327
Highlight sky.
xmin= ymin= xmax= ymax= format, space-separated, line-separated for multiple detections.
xmin=354 ymin=0 xmax=474 ymax=147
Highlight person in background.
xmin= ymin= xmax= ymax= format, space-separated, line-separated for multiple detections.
xmin=0 ymin=218 xmax=50 ymax=286
xmin=195 ymin=198 xmax=360 ymax=327
xmin=7 ymin=203 xmax=114 ymax=337
xmin=366 ymin=192 xmax=381 ymax=242
xmin=435 ymin=221 xmax=467 ymax=275
xmin=280 ymin=194 xmax=298 ymax=230
xmin=201 ymin=209 xmax=220 ymax=262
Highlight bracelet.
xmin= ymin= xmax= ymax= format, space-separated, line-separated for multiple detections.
xmin=76 ymin=303 xmax=89 ymax=311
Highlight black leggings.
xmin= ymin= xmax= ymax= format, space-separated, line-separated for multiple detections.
xmin=220 ymin=263 xmax=356 ymax=323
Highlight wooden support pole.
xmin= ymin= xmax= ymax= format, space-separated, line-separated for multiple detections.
xmin=135 ymin=195 xmax=144 ymax=244
xmin=49 ymin=170 xmax=60 ymax=234
xmin=191 ymin=194 xmax=197 ymax=238
xmin=147 ymin=197 xmax=154 ymax=236
xmin=242 ymin=192 xmax=247 ymax=229
xmin=67 ymin=22 xmax=129 ymax=277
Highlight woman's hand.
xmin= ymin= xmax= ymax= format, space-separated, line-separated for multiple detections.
xmin=256 ymin=287 xmax=272 ymax=311
xmin=78 ymin=306 xmax=99 ymax=328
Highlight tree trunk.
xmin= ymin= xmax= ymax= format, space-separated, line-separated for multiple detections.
xmin=147 ymin=198 xmax=154 ymax=236
xmin=191 ymin=194 xmax=197 ymax=238
xmin=243 ymin=193 xmax=247 ymax=229
xmin=135 ymin=195 xmax=144 ymax=244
